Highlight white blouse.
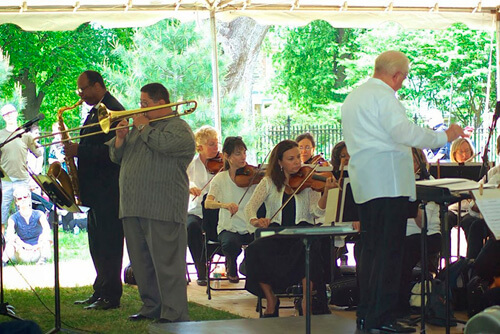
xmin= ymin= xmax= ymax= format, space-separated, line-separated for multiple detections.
xmin=406 ymin=202 xmax=441 ymax=236
xmin=208 ymin=170 xmax=256 ymax=235
xmin=187 ymin=155 xmax=212 ymax=217
xmin=244 ymin=176 xmax=325 ymax=226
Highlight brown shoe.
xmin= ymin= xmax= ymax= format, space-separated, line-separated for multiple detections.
xmin=228 ymin=275 xmax=240 ymax=284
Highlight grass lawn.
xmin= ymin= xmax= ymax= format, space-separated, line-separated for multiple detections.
xmin=0 ymin=285 xmax=241 ymax=333
xmin=0 ymin=229 xmax=241 ymax=332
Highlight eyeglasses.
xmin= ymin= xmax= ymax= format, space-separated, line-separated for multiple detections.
xmin=75 ymin=84 xmax=92 ymax=95
xmin=15 ymin=195 xmax=30 ymax=201
xmin=299 ymin=146 xmax=312 ymax=151
xmin=457 ymin=149 xmax=471 ymax=155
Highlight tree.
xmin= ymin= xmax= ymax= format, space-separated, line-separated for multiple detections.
xmin=102 ymin=19 xmax=245 ymax=137
xmin=269 ymin=21 xmax=366 ymax=114
xmin=0 ymin=23 xmax=133 ymax=130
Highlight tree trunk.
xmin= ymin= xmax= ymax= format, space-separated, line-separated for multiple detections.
xmin=19 ymin=70 xmax=44 ymax=121
xmin=217 ymin=17 xmax=269 ymax=119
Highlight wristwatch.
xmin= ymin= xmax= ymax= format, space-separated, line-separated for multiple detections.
xmin=137 ymin=124 xmax=146 ymax=132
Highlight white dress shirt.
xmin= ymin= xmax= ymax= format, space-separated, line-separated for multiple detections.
xmin=187 ymin=155 xmax=212 ymax=217
xmin=208 ymin=170 xmax=256 ymax=235
xmin=341 ymin=78 xmax=448 ymax=203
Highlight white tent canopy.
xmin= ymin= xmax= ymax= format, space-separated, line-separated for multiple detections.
xmin=0 ymin=1 xmax=497 ymax=31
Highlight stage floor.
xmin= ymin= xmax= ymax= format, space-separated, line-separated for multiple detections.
xmin=149 ymin=313 xmax=466 ymax=334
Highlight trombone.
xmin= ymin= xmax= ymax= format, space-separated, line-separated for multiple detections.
xmin=36 ymin=100 xmax=197 ymax=146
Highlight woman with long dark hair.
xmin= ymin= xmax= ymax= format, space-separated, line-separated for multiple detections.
xmin=244 ymin=140 xmax=337 ymax=317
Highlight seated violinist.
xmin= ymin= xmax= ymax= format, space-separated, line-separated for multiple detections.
xmin=330 ymin=141 xmax=359 ymax=269
xmin=187 ymin=125 xmax=220 ymax=286
xmin=205 ymin=136 xmax=257 ymax=283
xmin=296 ymin=133 xmax=328 ymax=165
xmin=244 ymin=140 xmax=337 ymax=317
xmin=330 ymin=141 xmax=350 ymax=171
xmin=2 ymin=186 xmax=52 ymax=265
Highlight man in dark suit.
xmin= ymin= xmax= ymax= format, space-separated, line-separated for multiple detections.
xmin=65 ymin=70 xmax=124 ymax=310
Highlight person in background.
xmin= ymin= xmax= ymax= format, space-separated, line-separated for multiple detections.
xmin=2 ymin=186 xmax=51 ymax=265
xmin=296 ymin=133 xmax=316 ymax=164
xmin=187 ymin=125 xmax=219 ymax=286
xmin=109 ymin=82 xmax=195 ymax=323
xmin=0 ymin=104 xmax=43 ymax=229
xmin=450 ymin=137 xmax=475 ymax=163
xmin=330 ymin=140 xmax=350 ymax=171
xmin=205 ymin=136 xmax=256 ymax=283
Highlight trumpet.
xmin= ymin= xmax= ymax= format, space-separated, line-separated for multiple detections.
xmin=36 ymin=100 xmax=197 ymax=146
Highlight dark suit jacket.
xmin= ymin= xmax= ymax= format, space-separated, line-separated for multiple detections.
xmin=78 ymin=91 xmax=124 ymax=207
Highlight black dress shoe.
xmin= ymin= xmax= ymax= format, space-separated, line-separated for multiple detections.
xmin=84 ymin=298 xmax=120 ymax=310
xmin=154 ymin=318 xmax=173 ymax=324
xmin=261 ymin=299 xmax=280 ymax=318
xmin=128 ymin=314 xmax=151 ymax=321
xmin=74 ymin=296 xmax=99 ymax=305
xmin=370 ymin=321 xmax=416 ymax=333
xmin=196 ymin=279 xmax=207 ymax=286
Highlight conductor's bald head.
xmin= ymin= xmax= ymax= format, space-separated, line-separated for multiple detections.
xmin=373 ymin=50 xmax=410 ymax=91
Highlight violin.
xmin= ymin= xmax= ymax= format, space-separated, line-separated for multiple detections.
xmin=234 ymin=164 xmax=265 ymax=188
xmin=288 ymin=166 xmax=332 ymax=194
xmin=205 ymin=152 xmax=224 ymax=174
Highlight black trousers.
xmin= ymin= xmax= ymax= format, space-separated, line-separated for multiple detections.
xmin=187 ymin=214 xmax=206 ymax=279
xmin=218 ymin=230 xmax=253 ymax=277
xmin=87 ymin=200 xmax=124 ymax=303
xmin=356 ymin=197 xmax=409 ymax=329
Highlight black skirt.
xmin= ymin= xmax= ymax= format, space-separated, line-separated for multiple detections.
xmin=244 ymin=223 xmax=324 ymax=297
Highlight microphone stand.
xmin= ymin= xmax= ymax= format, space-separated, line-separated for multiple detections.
xmin=0 ymin=127 xmax=33 ymax=320
xmin=479 ymin=101 xmax=500 ymax=182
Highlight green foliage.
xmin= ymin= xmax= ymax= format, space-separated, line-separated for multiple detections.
xmin=0 ymin=23 xmax=133 ymax=130
xmin=269 ymin=21 xmax=365 ymax=114
xmin=267 ymin=21 xmax=495 ymax=128
xmin=103 ymin=19 xmax=241 ymax=133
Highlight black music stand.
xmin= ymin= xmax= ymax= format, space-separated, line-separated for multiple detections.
xmin=31 ymin=173 xmax=81 ymax=334
xmin=256 ymin=226 xmax=358 ymax=334
xmin=416 ymin=183 xmax=468 ymax=334
xmin=429 ymin=163 xmax=486 ymax=182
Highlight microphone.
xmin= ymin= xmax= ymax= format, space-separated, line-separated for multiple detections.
xmin=19 ymin=114 xmax=45 ymax=129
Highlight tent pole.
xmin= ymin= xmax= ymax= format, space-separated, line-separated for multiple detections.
xmin=210 ymin=8 xmax=222 ymax=136
xmin=496 ymin=10 xmax=500 ymax=100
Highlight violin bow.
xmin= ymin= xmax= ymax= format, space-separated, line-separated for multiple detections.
xmin=191 ymin=165 xmax=224 ymax=202
xmin=268 ymin=163 xmax=320 ymax=222
xmin=337 ymin=159 xmax=345 ymax=192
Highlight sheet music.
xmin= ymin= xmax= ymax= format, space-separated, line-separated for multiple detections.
xmin=324 ymin=187 xmax=340 ymax=225
xmin=416 ymin=178 xmax=495 ymax=192
xmin=471 ymin=189 xmax=500 ymax=239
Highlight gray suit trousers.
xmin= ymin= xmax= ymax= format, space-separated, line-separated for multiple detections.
xmin=123 ymin=217 xmax=189 ymax=322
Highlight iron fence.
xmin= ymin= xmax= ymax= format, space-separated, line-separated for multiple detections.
xmin=257 ymin=117 xmax=498 ymax=166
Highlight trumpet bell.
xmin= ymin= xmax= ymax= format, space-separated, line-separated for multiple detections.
xmin=97 ymin=103 xmax=112 ymax=134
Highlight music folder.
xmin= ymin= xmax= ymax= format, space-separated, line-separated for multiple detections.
xmin=325 ymin=170 xmax=359 ymax=226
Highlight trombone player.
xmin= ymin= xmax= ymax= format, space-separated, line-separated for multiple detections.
xmin=66 ymin=70 xmax=124 ymax=310
xmin=108 ymin=83 xmax=195 ymax=322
